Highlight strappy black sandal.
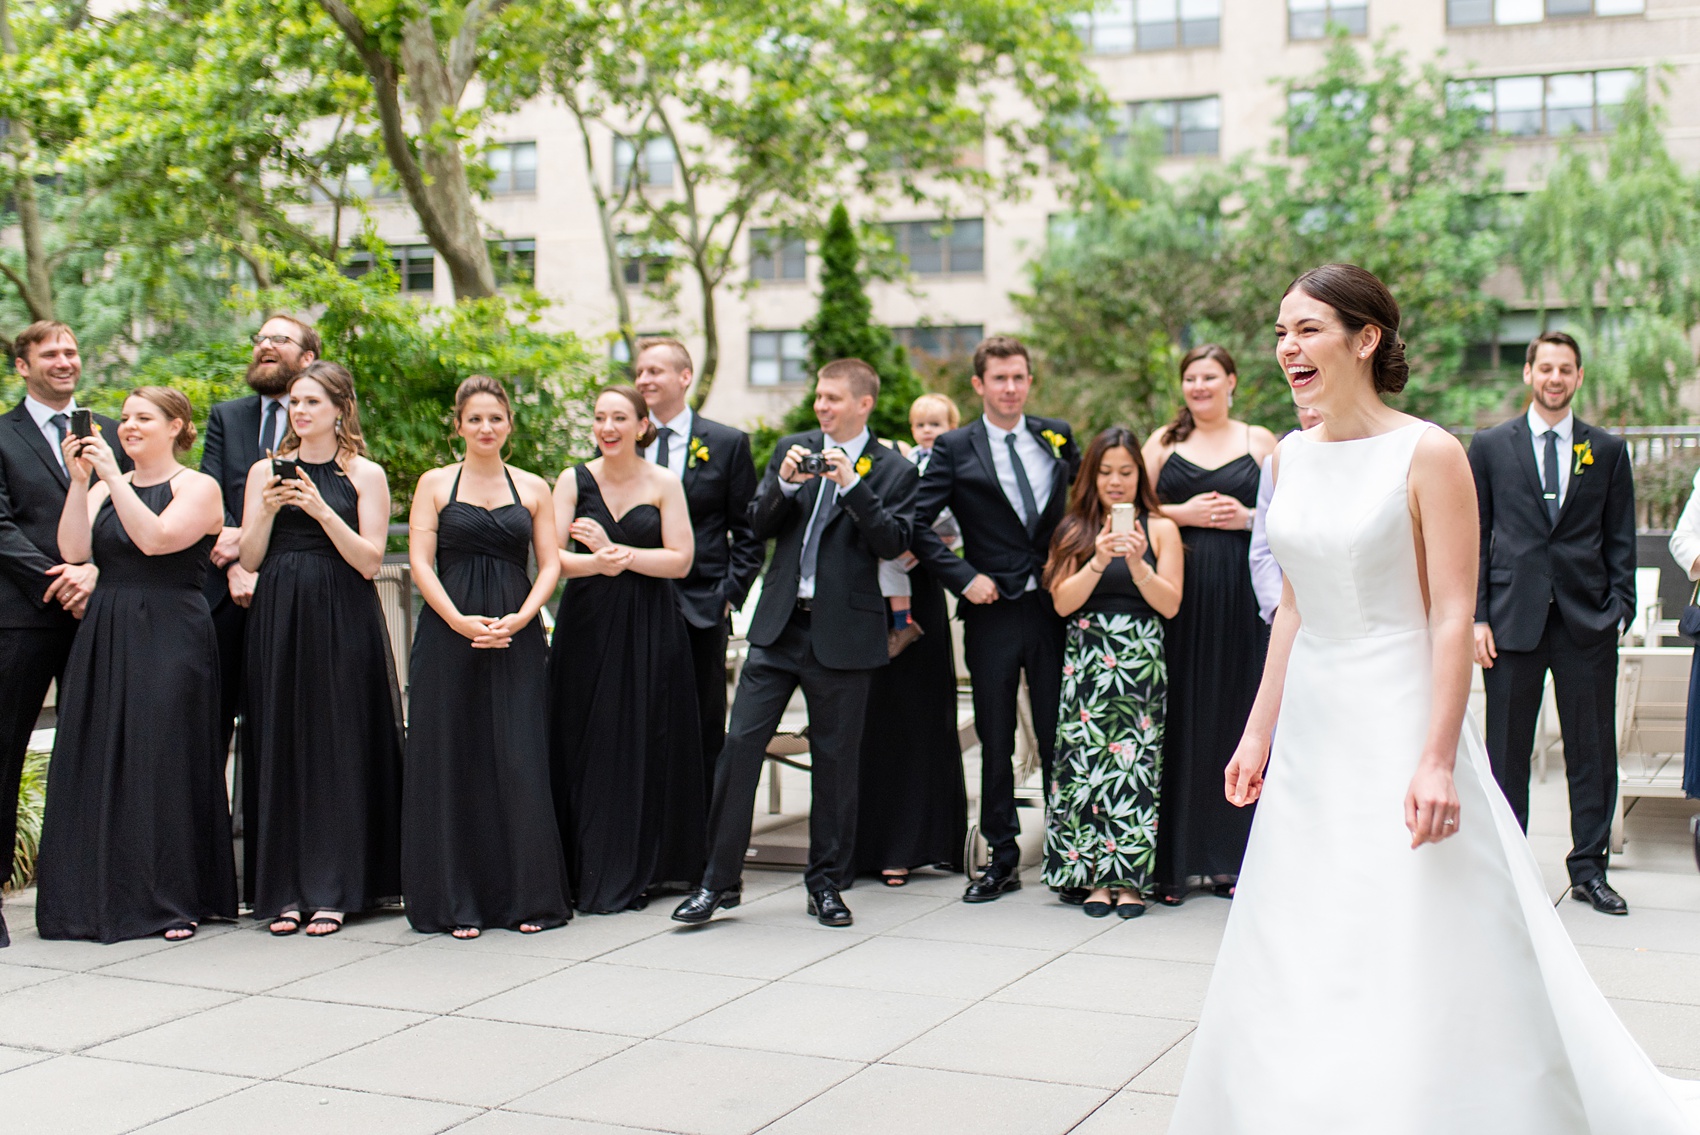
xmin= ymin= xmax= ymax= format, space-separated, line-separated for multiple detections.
xmin=269 ymin=913 xmax=302 ymax=936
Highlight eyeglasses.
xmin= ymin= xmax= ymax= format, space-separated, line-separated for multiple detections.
xmin=252 ymin=333 xmax=300 ymax=348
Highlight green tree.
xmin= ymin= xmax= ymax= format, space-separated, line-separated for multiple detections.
xmin=776 ymin=204 xmax=923 ymax=448
xmin=545 ymin=0 xmax=1100 ymax=403
xmin=1023 ymin=33 xmax=1506 ymax=434
xmin=1515 ymin=79 xmax=1700 ymax=423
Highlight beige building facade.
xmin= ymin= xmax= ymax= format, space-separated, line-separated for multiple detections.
xmin=323 ymin=0 xmax=1700 ymax=430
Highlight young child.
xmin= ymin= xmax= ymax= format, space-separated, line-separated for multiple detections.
xmin=880 ymin=393 xmax=962 ymax=654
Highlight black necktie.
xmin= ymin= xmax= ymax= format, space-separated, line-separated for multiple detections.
xmin=260 ymin=399 xmax=281 ymax=457
xmin=651 ymin=425 xmax=675 ymax=471
xmin=799 ymin=479 xmax=838 ymax=583
xmin=1007 ymin=434 xmax=1040 ymax=539
xmin=48 ymin=413 xmax=68 ymax=469
xmin=1541 ymin=429 xmax=1561 ymax=527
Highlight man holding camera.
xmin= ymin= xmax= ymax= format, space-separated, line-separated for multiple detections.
xmin=674 ymin=359 xmax=917 ymax=928
xmin=0 ymin=322 xmax=126 ymax=947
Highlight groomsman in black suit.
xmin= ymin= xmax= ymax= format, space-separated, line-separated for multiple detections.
xmin=912 ymin=335 xmax=1080 ymax=903
xmin=1469 ymin=331 xmax=1636 ymax=916
xmin=673 ymin=358 xmax=918 ymax=928
xmin=632 ymin=338 xmax=762 ymax=786
xmin=0 ymin=322 xmax=127 ymax=946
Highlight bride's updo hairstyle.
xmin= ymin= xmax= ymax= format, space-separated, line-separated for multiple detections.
xmin=1283 ymin=264 xmax=1409 ymax=395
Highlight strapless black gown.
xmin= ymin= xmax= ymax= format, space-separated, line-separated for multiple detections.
xmin=1154 ymin=451 xmax=1269 ymax=893
xmin=549 ymin=465 xmax=705 ymax=913
xmin=36 ymin=479 xmax=236 ymax=942
xmin=402 ymin=467 xmax=571 ymax=932
xmin=243 ymin=459 xmax=403 ymax=919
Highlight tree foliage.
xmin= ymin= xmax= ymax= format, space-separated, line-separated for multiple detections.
xmin=1516 ymin=79 xmax=1700 ymax=423
xmin=545 ymin=0 xmax=1100 ymax=402
xmin=1022 ymin=33 xmax=1506 ymax=435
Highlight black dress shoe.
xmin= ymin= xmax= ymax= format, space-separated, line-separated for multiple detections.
xmin=1056 ymin=887 xmax=1088 ymax=907
xmin=963 ymin=866 xmax=1021 ymax=903
xmin=1571 ymin=878 xmax=1628 ymax=916
xmin=671 ymin=886 xmax=742 ymax=924
xmin=807 ymin=888 xmax=853 ymax=927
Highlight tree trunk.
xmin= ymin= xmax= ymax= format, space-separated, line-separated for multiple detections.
xmin=0 ymin=0 xmax=53 ymax=320
xmin=567 ymin=101 xmax=636 ymax=366
xmin=315 ymin=0 xmax=497 ymax=300
xmin=690 ymin=261 xmax=719 ymax=411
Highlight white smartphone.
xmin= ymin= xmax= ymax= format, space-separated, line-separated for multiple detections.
xmin=1110 ymin=503 xmax=1135 ymax=534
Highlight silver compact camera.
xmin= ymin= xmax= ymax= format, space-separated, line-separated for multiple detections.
xmin=797 ymin=452 xmax=831 ymax=475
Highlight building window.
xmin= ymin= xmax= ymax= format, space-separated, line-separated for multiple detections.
xmin=750 ymin=228 xmax=806 ymax=282
xmin=1132 ymin=96 xmax=1221 ymax=156
xmin=612 ymin=136 xmax=676 ymax=189
xmin=1288 ymin=0 xmax=1367 ymax=40
xmin=339 ymin=165 xmax=400 ymax=201
xmin=750 ymin=330 xmax=809 ymax=386
xmin=893 ymin=325 xmax=985 ymax=367
xmin=618 ymin=236 xmax=675 ymax=288
xmin=342 ymin=244 xmax=435 ymax=293
xmin=489 ymin=142 xmax=537 ymax=195
xmin=1071 ymin=0 xmax=1219 ymax=52
xmin=489 ymin=239 xmax=535 ymax=287
xmin=1455 ymin=70 xmax=1637 ymax=136
xmin=883 ymin=219 xmax=984 ymax=276
xmin=1448 ymin=0 xmax=1642 ymax=26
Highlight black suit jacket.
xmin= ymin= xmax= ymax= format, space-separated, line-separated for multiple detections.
xmin=912 ymin=415 xmax=1082 ymax=599
xmin=746 ymin=430 xmax=918 ymax=671
xmin=673 ymin=414 xmax=763 ymax=629
xmin=0 ymin=400 xmax=126 ymax=630
xmin=1469 ymin=414 xmax=1636 ymax=652
xmin=200 ymin=395 xmax=267 ymax=605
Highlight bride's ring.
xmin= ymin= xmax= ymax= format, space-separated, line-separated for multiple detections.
xmin=1443 ymin=818 xmax=1457 ymax=827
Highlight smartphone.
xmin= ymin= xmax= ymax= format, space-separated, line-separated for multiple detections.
xmin=70 ymin=409 xmax=93 ymax=438
xmin=271 ymin=458 xmax=299 ymax=481
xmin=1110 ymin=502 xmax=1135 ymax=534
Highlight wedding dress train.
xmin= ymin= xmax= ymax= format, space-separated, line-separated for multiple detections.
xmin=1169 ymin=421 xmax=1700 ymax=1134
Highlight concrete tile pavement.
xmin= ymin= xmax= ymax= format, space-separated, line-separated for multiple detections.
xmin=0 ymin=763 xmax=1698 ymax=1134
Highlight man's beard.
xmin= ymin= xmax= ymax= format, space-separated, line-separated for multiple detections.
xmin=1534 ymin=385 xmax=1575 ymax=414
xmin=246 ymin=357 xmax=298 ymax=397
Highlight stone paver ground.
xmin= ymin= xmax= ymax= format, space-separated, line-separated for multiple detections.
xmin=3 ymin=761 xmax=1699 ymax=1134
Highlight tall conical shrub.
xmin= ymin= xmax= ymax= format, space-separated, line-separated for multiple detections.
xmin=782 ymin=204 xmax=925 ymax=443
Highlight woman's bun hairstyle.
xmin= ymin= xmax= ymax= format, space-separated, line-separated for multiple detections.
xmin=1284 ymin=264 xmax=1409 ymax=395
xmin=599 ymin=384 xmax=657 ymax=447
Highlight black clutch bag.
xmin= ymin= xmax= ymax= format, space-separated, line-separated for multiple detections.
xmin=1680 ymin=581 xmax=1700 ymax=642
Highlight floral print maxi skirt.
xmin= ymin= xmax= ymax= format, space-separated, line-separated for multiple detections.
xmin=1043 ymin=612 xmax=1166 ymax=892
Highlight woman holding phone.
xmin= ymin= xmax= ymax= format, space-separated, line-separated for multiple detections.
xmin=240 ymin=361 xmax=402 ymax=938
xmin=402 ymin=376 xmax=571 ymax=938
xmin=1041 ymin=426 xmax=1182 ymax=918
xmin=549 ymin=385 xmax=704 ymax=914
xmin=35 ymin=387 xmax=236 ymax=942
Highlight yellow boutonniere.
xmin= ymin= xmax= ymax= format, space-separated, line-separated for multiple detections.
xmin=854 ymin=455 xmax=872 ymax=477
xmin=687 ymin=436 xmax=710 ymax=469
xmin=1039 ymin=428 xmax=1066 ymax=458
xmin=1572 ymin=440 xmax=1594 ymax=476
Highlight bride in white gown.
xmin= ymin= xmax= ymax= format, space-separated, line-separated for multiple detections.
xmin=1168 ymin=264 xmax=1700 ymax=1134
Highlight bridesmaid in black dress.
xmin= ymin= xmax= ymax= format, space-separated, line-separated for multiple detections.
xmin=1142 ymin=345 xmax=1277 ymax=904
xmin=240 ymin=361 xmax=402 ymax=937
xmin=403 ymin=376 xmax=571 ymax=938
xmin=550 ymin=385 xmax=704 ymax=914
xmin=36 ymin=387 xmax=235 ymax=942
xmin=856 ymin=393 xmax=967 ymax=884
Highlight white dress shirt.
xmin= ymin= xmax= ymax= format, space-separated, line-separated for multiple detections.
xmin=24 ymin=395 xmax=77 ymax=473
xmin=781 ymin=428 xmax=869 ymax=599
xmin=258 ymin=395 xmax=290 ymax=454
xmin=1527 ymin=406 xmax=1575 ymax=507
xmin=984 ymin=416 xmax=1053 ymax=591
xmin=645 ymin=407 xmax=692 ymax=478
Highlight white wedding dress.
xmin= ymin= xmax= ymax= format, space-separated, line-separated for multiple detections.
xmin=1169 ymin=422 xmax=1700 ymax=1134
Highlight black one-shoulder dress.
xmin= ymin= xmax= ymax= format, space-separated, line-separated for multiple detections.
xmin=549 ymin=465 xmax=705 ymax=914
xmin=36 ymin=479 xmax=237 ymax=942
xmin=1154 ymin=452 xmax=1268 ymax=895
xmin=402 ymin=466 xmax=571 ymax=932
xmin=243 ymin=459 xmax=404 ymax=920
